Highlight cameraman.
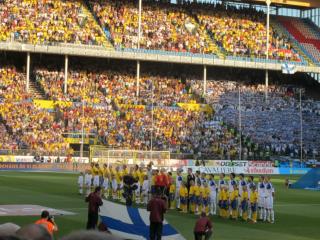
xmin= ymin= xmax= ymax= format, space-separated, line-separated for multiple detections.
xmin=122 ymin=173 xmax=138 ymax=206
xmin=35 ymin=210 xmax=58 ymax=236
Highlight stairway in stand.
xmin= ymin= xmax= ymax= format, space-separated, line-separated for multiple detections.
xmin=29 ymin=81 xmax=45 ymax=100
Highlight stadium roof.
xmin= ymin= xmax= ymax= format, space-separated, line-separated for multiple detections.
xmin=230 ymin=0 xmax=320 ymax=9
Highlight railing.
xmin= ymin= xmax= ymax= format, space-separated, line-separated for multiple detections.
xmin=1 ymin=41 xmax=319 ymax=73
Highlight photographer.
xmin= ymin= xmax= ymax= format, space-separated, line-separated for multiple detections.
xmin=35 ymin=210 xmax=58 ymax=236
xmin=122 ymin=173 xmax=138 ymax=206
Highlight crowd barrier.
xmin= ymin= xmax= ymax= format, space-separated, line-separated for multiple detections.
xmin=0 ymin=159 xmax=312 ymax=174
xmin=0 ymin=162 xmax=90 ymax=172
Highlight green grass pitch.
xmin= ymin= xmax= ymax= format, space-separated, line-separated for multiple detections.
xmin=0 ymin=171 xmax=320 ymax=240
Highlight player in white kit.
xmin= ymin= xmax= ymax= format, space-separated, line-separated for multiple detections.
xmin=84 ymin=170 xmax=92 ymax=196
xmin=78 ymin=172 xmax=84 ymax=195
xmin=265 ymin=176 xmax=275 ymax=223
xmin=141 ymin=175 xmax=150 ymax=205
xmin=208 ymin=174 xmax=217 ymax=215
xmin=175 ymin=169 xmax=183 ymax=209
xmin=258 ymin=175 xmax=266 ymax=221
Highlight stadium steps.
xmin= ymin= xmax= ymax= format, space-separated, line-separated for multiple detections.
xmin=29 ymin=81 xmax=45 ymax=100
xmin=81 ymin=0 xmax=114 ymax=50
xmin=271 ymin=18 xmax=315 ymax=66
xmin=277 ymin=17 xmax=320 ymax=65
xmin=305 ymin=18 xmax=320 ymax=38
xmin=191 ymin=14 xmax=226 ymax=59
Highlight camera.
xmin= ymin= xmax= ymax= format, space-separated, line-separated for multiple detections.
xmin=122 ymin=175 xmax=138 ymax=206
xmin=48 ymin=215 xmax=54 ymax=223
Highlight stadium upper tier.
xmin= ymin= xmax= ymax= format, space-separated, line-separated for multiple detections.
xmin=0 ymin=59 xmax=319 ymax=159
xmin=0 ymin=0 xmax=112 ymax=47
xmin=2 ymin=0 xmax=320 ymax=65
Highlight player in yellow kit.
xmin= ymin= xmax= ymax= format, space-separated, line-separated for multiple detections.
xmin=219 ymin=186 xmax=229 ymax=218
xmin=250 ymin=185 xmax=259 ymax=223
xmin=92 ymin=163 xmax=100 ymax=190
xmin=230 ymin=185 xmax=239 ymax=220
xmin=194 ymin=181 xmax=202 ymax=215
xmin=114 ymin=166 xmax=122 ymax=200
xmin=169 ymin=181 xmax=176 ymax=210
xmin=179 ymin=182 xmax=188 ymax=213
xmin=202 ymin=182 xmax=211 ymax=215
xmin=189 ymin=180 xmax=196 ymax=213
xmin=241 ymin=185 xmax=249 ymax=221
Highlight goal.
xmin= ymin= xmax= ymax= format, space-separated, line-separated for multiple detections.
xmin=90 ymin=146 xmax=171 ymax=167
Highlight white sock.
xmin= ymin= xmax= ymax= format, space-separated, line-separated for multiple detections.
xmin=263 ymin=209 xmax=267 ymax=221
xmin=248 ymin=207 xmax=252 ymax=219
xmin=271 ymin=209 xmax=274 ymax=222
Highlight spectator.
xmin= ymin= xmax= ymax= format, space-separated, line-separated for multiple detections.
xmin=147 ymin=189 xmax=167 ymax=240
xmin=0 ymin=223 xmax=20 ymax=237
xmin=86 ymin=186 xmax=103 ymax=230
xmin=193 ymin=212 xmax=213 ymax=240
xmin=61 ymin=230 xmax=123 ymax=240
xmin=34 ymin=210 xmax=58 ymax=236
xmin=16 ymin=224 xmax=52 ymax=240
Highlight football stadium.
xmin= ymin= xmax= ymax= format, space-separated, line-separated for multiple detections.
xmin=0 ymin=0 xmax=320 ymax=239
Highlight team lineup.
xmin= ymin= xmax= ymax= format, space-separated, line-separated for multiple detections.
xmin=78 ymin=163 xmax=275 ymax=224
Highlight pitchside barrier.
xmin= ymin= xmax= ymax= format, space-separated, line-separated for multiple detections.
xmin=0 ymin=158 xmax=312 ymax=174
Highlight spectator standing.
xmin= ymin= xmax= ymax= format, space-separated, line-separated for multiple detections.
xmin=34 ymin=210 xmax=58 ymax=236
xmin=147 ymin=190 xmax=167 ymax=240
xmin=86 ymin=186 xmax=103 ymax=229
xmin=193 ymin=212 xmax=213 ymax=240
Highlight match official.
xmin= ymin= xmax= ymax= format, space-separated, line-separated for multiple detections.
xmin=85 ymin=186 xmax=103 ymax=229
xmin=147 ymin=189 xmax=167 ymax=240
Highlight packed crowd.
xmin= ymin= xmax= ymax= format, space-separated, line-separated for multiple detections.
xmin=90 ymin=0 xmax=217 ymax=53
xmin=191 ymin=79 xmax=320 ymax=158
xmin=0 ymin=65 xmax=68 ymax=154
xmin=3 ymin=59 xmax=320 ymax=159
xmin=34 ymin=67 xmax=194 ymax=105
xmin=0 ymin=0 xmax=302 ymax=62
xmin=0 ymin=0 xmax=109 ymax=46
xmin=81 ymin=163 xmax=275 ymax=224
xmin=195 ymin=4 xmax=300 ymax=61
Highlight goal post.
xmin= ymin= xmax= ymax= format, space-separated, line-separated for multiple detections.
xmin=90 ymin=146 xmax=170 ymax=167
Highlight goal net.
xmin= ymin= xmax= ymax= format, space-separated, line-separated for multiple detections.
xmin=90 ymin=146 xmax=170 ymax=167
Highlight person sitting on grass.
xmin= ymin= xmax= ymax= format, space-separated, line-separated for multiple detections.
xmin=193 ymin=212 xmax=213 ymax=240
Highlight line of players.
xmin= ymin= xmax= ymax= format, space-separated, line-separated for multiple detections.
xmin=177 ymin=171 xmax=275 ymax=223
xmin=78 ymin=163 xmax=275 ymax=224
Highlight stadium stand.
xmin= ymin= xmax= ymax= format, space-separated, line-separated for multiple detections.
xmin=2 ymin=0 xmax=318 ymax=65
xmin=0 ymin=65 xmax=68 ymax=154
xmin=1 ymin=52 xmax=320 ymax=159
xmin=0 ymin=0 xmax=112 ymax=47
xmin=88 ymin=0 xmax=219 ymax=54
xmin=194 ymin=4 xmax=300 ymax=61
xmin=279 ymin=16 xmax=320 ymax=63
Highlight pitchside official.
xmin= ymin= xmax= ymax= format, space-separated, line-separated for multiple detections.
xmin=86 ymin=186 xmax=103 ymax=229
xmin=147 ymin=189 xmax=167 ymax=240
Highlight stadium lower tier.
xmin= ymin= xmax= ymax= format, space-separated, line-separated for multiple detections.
xmin=0 ymin=59 xmax=319 ymax=159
